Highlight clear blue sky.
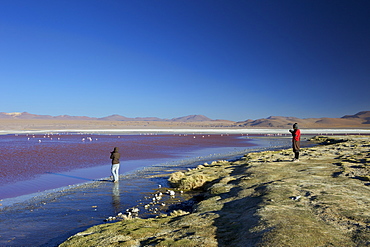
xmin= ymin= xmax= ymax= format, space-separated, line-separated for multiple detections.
xmin=1 ymin=1 xmax=369 ymax=121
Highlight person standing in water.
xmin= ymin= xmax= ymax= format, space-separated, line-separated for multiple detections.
xmin=110 ymin=147 xmax=120 ymax=182
xmin=289 ymin=123 xmax=301 ymax=162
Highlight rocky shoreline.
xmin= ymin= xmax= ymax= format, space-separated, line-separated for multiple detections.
xmin=60 ymin=136 xmax=370 ymax=246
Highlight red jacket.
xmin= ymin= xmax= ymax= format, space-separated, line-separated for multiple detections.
xmin=292 ymin=129 xmax=301 ymax=141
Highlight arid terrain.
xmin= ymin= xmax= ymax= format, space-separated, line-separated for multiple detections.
xmin=60 ymin=136 xmax=370 ymax=246
xmin=0 ymin=111 xmax=369 ymax=130
xmin=0 ymin=118 xmax=233 ymax=131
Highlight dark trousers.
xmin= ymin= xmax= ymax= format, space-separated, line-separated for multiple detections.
xmin=293 ymin=140 xmax=300 ymax=159
xmin=294 ymin=151 xmax=300 ymax=159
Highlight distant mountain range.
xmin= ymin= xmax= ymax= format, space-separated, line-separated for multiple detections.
xmin=0 ymin=111 xmax=369 ymax=128
xmin=0 ymin=112 xmax=219 ymax=122
xmin=234 ymin=111 xmax=370 ymax=128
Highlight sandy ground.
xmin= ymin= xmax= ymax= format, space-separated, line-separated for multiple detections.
xmin=1 ymin=118 xmax=369 ymax=132
xmin=0 ymin=119 xmax=235 ymax=131
xmin=60 ymin=136 xmax=370 ymax=247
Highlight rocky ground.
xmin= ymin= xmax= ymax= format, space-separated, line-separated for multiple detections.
xmin=60 ymin=136 xmax=370 ymax=247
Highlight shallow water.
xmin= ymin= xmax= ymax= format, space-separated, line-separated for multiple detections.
xmin=0 ymin=135 xmax=292 ymax=246
xmin=0 ymin=133 xmax=259 ymax=200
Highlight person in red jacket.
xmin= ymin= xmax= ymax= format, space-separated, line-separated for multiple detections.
xmin=289 ymin=123 xmax=301 ymax=162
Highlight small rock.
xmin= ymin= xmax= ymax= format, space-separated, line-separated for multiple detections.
xmin=290 ymin=196 xmax=301 ymax=201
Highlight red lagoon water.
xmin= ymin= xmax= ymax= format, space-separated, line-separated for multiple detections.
xmin=0 ymin=133 xmax=256 ymax=200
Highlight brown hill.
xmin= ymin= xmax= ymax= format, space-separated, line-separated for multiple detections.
xmin=54 ymin=115 xmax=96 ymax=120
xmin=98 ymin=115 xmax=167 ymax=121
xmin=235 ymin=111 xmax=370 ymax=128
xmin=0 ymin=112 xmax=95 ymax=120
xmin=171 ymin=115 xmax=213 ymax=122
xmin=97 ymin=114 xmax=214 ymax=122
xmin=0 ymin=111 xmax=369 ymax=129
xmin=0 ymin=112 xmax=54 ymax=119
xmin=342 ymin=111 xmax=370 ymax=124
xmin=97 ymin=114 xmax=133 ymax=121
xmin=0 ymin=112 xmax=212 ymax=122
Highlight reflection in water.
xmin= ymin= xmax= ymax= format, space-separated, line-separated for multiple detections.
xmin=112 ymin=182 xmax=120 ymax=213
